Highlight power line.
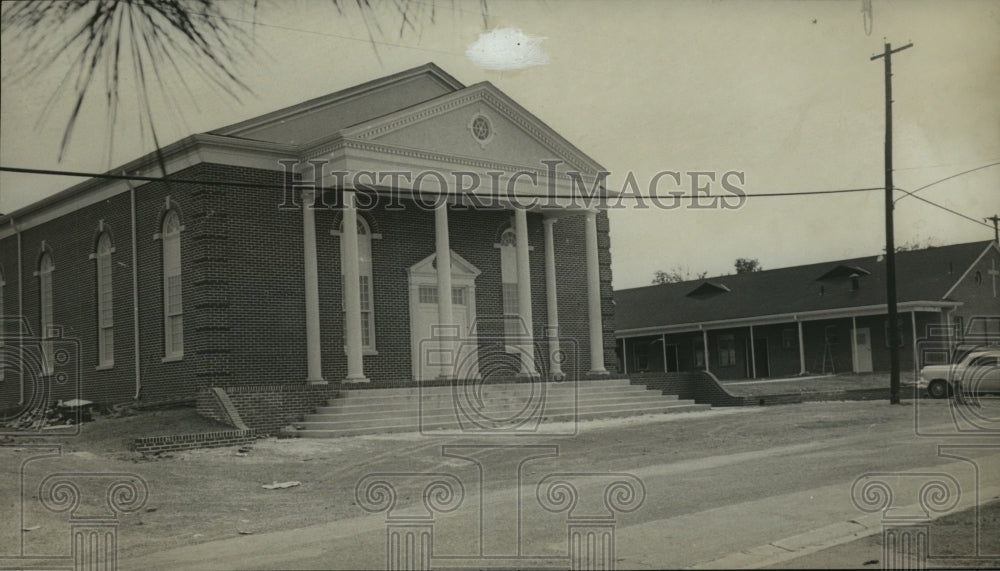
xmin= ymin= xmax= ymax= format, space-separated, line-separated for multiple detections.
xmin=893 ymin=160 xmax=1000 ymax=204
xmin=893 ymin=186 xmax=995 ymax=230
xmin=0 ymin=165 xmax=885 ymax=201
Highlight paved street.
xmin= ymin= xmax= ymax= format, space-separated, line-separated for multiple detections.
xmin=118 ymin=398 xmax=999 ymax=570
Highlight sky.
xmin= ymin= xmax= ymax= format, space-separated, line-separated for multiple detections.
xmin=1 ymin=0 xmax=998 ymax=289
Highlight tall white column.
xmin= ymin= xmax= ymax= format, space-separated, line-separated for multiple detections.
xmin=797 ymin=320 xmax=806 ymax=375
xmin=342 ymin=190 xmax=369 ymax=383
xmin=749 ymin=325 xmax=757 ymax=379
xmin=435 ymin=202 xmax=455 ymax=380
xmin=515 ymin=208 xmax=536 ymax=376
xmin=911 ymin=310 xmax=919 ymax=382
xmin=543 ymin=217 xmax=563 ymax=380
xmin=302 ymin=188 xmax=324 ymax=383
xmin=584 ymin=211 xmax=608 ymax=375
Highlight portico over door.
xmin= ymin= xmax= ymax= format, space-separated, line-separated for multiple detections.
xmin=408 ymin=251 xmax=481 ymax=381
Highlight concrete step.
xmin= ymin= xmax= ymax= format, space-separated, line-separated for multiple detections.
xmin=298 ymin=400 xmax=705 ymax=430
xmin=336 ymin=378 xmax=635 ymax=399
xmin=312 ymin=391 xmax=676 ymax=415
xmin=294 ymin=403 xmax=711 ymax=438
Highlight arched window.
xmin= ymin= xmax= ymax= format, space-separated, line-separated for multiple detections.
xmin=341 ymin=216 xmax=376 ymax=351
xmin=499 ymin=228 xmax=520 ymax=345
xmin=162 ymin=210 xmax=183 ymax=358
xmin=96 ymin=232 xmax=114 ymax=366
xmin=39 ymin=252 xmax=54 ymax=375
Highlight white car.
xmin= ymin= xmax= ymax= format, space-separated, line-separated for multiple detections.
xmin=917 ymin=348 xmax=1000 ymax=399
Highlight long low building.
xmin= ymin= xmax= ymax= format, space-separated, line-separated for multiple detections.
xmin=615 ymin=241 xmax=1000 ymax=380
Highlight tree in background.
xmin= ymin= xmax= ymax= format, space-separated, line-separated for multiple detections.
xmin=734 ymin=257 xmax=763 ymax=273
xmin=652 ymin=266 xmax=708 ymax=285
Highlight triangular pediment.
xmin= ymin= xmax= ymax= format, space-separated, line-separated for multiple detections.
xmin=334 ymin=82 xmax=605 ymax=175
xmin=409 ymin=250 xmax=482 ymax=278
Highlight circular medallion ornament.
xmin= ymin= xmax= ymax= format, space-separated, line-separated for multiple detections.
xmin=469 ymin=114 xmax=493 ymax=146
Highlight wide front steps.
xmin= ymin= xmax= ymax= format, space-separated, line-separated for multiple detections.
xmin=294 ymin=378 xmax=710 ymax=438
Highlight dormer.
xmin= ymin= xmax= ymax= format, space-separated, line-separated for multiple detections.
xmin=816 ymin=264 xmax=871 ymax=281
xmin=686 ymin=281 xmax=731 ymax=299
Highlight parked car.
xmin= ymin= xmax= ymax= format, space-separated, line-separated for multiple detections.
xmin=917 ymin=348 xmax=1000 ymax=399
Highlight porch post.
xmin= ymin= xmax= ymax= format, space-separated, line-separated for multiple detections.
xmin=851 ymin=316 xmax=858 ymax=373
xmin=514 ymin=208 xmax=536 ymax=375
xmin=435 ymin=202 xmax=455 ymax=380
xmin=302 ymin=188 xmax=324 ymax=383
xmin=749 ymin=325 xmax=757 ymax=379
xmin=702 ymin=328 xmax=710 ymax=373
xmin=797 ymin=320 xmax=806 ymax=375
xmin=342 ymin=190 xmax=369 ymax=383
xmin=542 ymin=217 xmax=563 ymax=379
xmin=622 ymin=338 xmax=628 ymax=375
xmin=584 ymin=211 xmax=608 ymax=375
xmin=662 ymin=334 xmax=668 ymax=373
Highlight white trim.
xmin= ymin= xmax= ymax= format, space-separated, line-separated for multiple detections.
xmin=616 ymin=300 xmax=962 ymax=338
xmin=407 ymin=249 xmax=481 ymax=381
xmin=942 ymin=242 xmax=1000 ymax=299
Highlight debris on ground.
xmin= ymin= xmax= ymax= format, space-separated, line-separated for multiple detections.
xmin=262 ymin=481 xmax=301 ymax=490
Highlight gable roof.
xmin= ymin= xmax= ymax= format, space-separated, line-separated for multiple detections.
xmin=615 ymin=241 xmax=997 ymax=334
xmin=210 ymin=63 xmax=464 ymax=145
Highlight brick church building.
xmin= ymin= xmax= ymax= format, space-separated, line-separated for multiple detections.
xmin=0 ymin=64 xmax=618 ymax=413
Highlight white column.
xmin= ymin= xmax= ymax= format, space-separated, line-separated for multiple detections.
xmin=302 ymin=188 xmax=324 ymax=383
xmin=911 ymin=310 xmax=919 ymax=382
xmin=342 ymin=190 xmax=368 ymax=383
xmin=542 ymin=217 xmax=563 ymax=379
xmin=702 ymin=328 xmax=710 ymax=373
xmin=514 ymin=208 xmax=536 ymax=376
xmin=749 ymin=326 xmax=757 ymax=379
xmin=435 ymin=203 xmax=455 ymax=380
xmin=584 ymin=211 xmax=608 ymax=375
xmin=851 ymin=316 xmax=858 ymax=373
xmin=797 ymin=320 xmax=806 ymax=375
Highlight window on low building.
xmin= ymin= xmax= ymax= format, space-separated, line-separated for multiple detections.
xmin=883 ymin=319 xmax=905 ymax=348
xmin=782 ymin=328 xmax=796 ymax=349
xmin=718 ymin=334 xmax=736 ymax=367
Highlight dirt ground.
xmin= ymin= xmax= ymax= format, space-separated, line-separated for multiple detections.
xmin=2 ymin=399 xmax=997 ymax=569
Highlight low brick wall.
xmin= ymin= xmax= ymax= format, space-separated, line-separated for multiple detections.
xmin=631 ymin=372 xmax=746 ymax=406
xmin=197 ymin=383 xmax=337 ymax=434
xmin=132 ymin=429 xmax=256 ymax=454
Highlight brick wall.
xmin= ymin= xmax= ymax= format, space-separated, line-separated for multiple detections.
xmin=1 ymin=161 xmax=620 ymax=410
xmin=132 ymin=429 xmax=257 ymax=454
xmin=630 ymin=371 xmax=745 ymax=406
xmin=196 ymin=383 xmax=336 ymax=434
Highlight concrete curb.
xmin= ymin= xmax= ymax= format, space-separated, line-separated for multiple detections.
xmin=687 ymin=486 xmax=1000 ymax=569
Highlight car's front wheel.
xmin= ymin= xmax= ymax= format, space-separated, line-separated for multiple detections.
xmin=928 ymin=379 xmax=950 ymax=399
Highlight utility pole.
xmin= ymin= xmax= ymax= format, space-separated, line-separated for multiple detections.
xmin=987 ymin=214 xmax=1000 ymax=244
xmin=872 ymin=41 xmax=912 ymax=405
